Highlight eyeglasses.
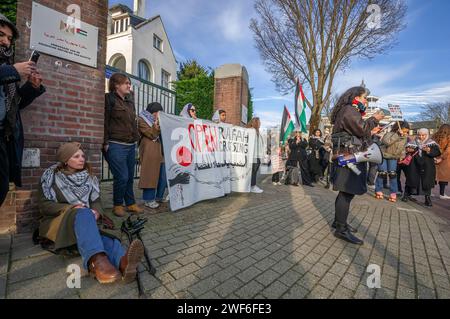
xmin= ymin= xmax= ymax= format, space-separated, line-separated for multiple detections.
xmin=190 ymin=109 xmax=196 ymax=112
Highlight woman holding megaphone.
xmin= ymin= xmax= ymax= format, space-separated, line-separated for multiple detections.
xmin=329 ymin=86 xmax=384 ymax=245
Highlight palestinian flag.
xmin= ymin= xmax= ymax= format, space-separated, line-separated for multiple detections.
xmin=295 ymin=78 xmax=308 ymax=133
xmin=280 ymin=106 xmax=295 ymax=145
xmin=76 ymin=28 xmax=88 ymax=37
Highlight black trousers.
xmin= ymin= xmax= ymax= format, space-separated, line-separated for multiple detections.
xmin=334 ymin=191 xmax=355 ymax=225
xmin=440 ymin=182 xmax=448 ymax=196
xmin=251 ymin=158 xmax=261 ymax=186
xmin=299 ymin=160 xmax=312 ymax=185
xmin=0 ymin=133 xmax=9 ymax=207
xmin=272 ymin=172 xmax=281 ymax=183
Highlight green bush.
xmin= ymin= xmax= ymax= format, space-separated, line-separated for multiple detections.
xmin=0 ymin=0 xmax=17 ymax=23
xmin=173 ymin=75 xmax=214 ymax=121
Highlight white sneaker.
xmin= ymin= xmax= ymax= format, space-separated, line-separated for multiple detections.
xmin=144 ymin=200 xmax=160 ymax=209
xmin=273 ymin=182 xmax=278 ymax=186
xmin=277 ymin=182 xmax=282 ymax=186
xmin=440 ymin=194 xmax=450 ymax=200
xmin=251 ymin=186 xmax=264 ymax=193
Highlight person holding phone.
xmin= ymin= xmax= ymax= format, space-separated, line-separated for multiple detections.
xmin=0 ymin=13 xmax=45 ymax=206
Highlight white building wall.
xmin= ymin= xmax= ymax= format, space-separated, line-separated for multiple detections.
xmin=107 ymin=29 xmax=133 ymax=74
xmin=131 ymin=18 xmax=177 ymax=89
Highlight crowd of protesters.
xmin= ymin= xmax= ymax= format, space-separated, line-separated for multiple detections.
xmin=2 ymin=12 xmax=450 ymax=286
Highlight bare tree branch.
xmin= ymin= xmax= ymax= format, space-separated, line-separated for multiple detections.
xmin=250 ymin=0 xmax=407 ymax=130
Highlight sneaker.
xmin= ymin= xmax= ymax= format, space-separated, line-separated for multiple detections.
xmin=440 ymin=194 xmax=450 ymax=200
xmin=157 ymin=196 xmax=169 ymax=203
xmin=277 ymin=182 xmax=282 ymax=186
xmin=144 ymin=201 xmax=160 ymax=209
xmin=251 ymin=186 xmax=264 ymax=193
xmin=272 ymin=182 xmax=278 ymax=186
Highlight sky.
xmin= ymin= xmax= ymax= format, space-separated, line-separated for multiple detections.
xmin=109 ymin=0 xmax=450 ymax=128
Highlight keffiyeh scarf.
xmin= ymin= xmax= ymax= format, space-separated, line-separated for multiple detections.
xmin=0 ymin=46 xmax=17 ymax=114
xmin=41 ymin=164 xmax=100 ymax=208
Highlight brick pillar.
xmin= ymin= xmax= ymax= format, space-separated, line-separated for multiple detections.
xmin=0 ymin=0 xmax=108 ymax=234
xmin=214 ymin=64 xmax=249 ymax=126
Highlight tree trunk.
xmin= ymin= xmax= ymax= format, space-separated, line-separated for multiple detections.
xmin=309 ymin=109 xmax=322 ymax=134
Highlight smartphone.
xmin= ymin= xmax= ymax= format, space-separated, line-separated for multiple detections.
xmin=29 ymin=50 xmax=40 ymax=64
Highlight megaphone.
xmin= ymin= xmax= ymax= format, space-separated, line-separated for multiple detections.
xmin=337 ymin=143 xmax=382 ymax=175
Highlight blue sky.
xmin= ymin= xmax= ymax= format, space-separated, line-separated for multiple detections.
xmin=109 ymin=0 xmax=450 ymax=127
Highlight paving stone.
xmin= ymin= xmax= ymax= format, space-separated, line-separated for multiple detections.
xmin=262 ymin=280 xmax=290 ymax=299
xmin=282 ymin=284 xmax=309 ymax=299
xmin=8 ymin=254 xmax=67 ymax=284
xmin=214 ymin=278 xmax=244 ymax=298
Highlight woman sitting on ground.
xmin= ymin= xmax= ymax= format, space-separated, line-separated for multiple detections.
xmin=38 ymin=142 xmax=144 ymax=284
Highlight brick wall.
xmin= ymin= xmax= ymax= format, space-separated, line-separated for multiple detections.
xmin=0 ymin=0 xmax=108 ymax=233
xmin=214 ymin=76 xmax=249 ymax=126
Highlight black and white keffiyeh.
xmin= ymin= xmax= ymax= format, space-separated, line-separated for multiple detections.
xmin=0 ymin=45 xmax=17 ymax=114
xmin=41 ymin=164 xmax=100 ymax=208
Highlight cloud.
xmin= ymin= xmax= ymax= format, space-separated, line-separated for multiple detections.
xmin=334 ymin=62 xmax=417 ymax=96
xmin=216 ymin=5 xmax=251 ymax=42
xmin=253 ymin=96 xmax=292 ymax=102
xmin=377 ymin=82 xmax=450 ymax=109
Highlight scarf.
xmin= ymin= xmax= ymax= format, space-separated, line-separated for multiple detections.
xmin=41 ymin=164 xmax=100 ymax=208
xmin=352 ymin=99 xmax=366 ymax=116
xmin=0 ymin=46 xmax=17 ymax=114
xmin=408 ymin=137 xmax=438 ymax=156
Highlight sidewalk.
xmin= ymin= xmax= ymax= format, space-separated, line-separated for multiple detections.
xmin=1 ymin=177 xmax=450 ymax=299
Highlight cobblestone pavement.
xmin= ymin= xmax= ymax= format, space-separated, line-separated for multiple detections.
xmin=1 ymin=177 xmax=450 ymax=299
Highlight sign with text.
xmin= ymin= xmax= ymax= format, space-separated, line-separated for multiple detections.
xmin=388 ymin=104 xmax=403 ymax=121
xmin=159 ymin=113 xmax=256 ymax=211
xmin=30 ymin=2 xmax=99 ymax=68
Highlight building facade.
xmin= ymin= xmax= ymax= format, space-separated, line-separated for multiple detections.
xmin=106 ymin=2 xmax=177 ymax=89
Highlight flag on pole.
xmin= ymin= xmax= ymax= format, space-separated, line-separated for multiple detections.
xmin=295 ymin=78 xmax=308 ymax=133
xmin=280 ymin=106 xmax=295 ymax=145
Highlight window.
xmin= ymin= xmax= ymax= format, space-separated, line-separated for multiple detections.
xmin=111 ymin=55 xmax=126 ymax=72
xmin=153 ymin=34 xmax=163 ymax=52
xmin=161 ymin=69 xmax=170 ymax=88
xmin=138 ymin=60 xmax=151 ymax=81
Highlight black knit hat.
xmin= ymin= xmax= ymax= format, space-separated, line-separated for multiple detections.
xmin=146 ymin=102 xmax=163 ymax=114
xmin=0 ymin=14 xmax=19 ymax=40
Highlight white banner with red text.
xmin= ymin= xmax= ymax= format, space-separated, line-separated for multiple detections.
xmin=159 ymin=112 xmax=256 ymax=211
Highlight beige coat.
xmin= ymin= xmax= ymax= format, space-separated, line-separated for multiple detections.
xmin=138 ymin=117 xmax=164 ymax=189
xmin=436 ymin=143 xmax=450 ymax=182
xmin=38 ymin=183 xmax=120 ymax=251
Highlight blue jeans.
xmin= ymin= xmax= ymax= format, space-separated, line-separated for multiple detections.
xmin=375 ymin=159 xmax=398 ymax=195
xmin=143 ymin=163 xmax=167 ymax=201
xmin=107 ymin=142 xmax=136 ymax=206
xmin=74 ymin=208 xmax=125 ymax=269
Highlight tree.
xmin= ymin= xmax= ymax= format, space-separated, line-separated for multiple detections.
xmin=250 ymin=0 xmax=407 ymax=131
xmin=177 ymin=59 xmax=210 ymax=81
xmin=248 ymin=88 xmax=254 ymax=122
xmin=414 ymin=101 xmax=450 ymax=126
xmin=174 ymin=60 xmax=215 ymax=120
xmin=0 ymin=0 xmax=17 ymax=23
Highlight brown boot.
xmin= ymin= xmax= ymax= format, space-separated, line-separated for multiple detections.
xmin=126 ymin=204 xmax=144 ymax=214
xmin=120 ymin=239 xmax=145 ymax=283
xmin=113 ymin=205 xmax=126 ymax=217
xmin=88 ymin=253 xmax=121 ymax=284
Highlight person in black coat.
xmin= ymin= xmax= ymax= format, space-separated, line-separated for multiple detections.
xmin=286 ymin=131 xmax=313 ymax=187
xmin=308 ymin=129 xmax=324 ymax=182
xmin=402 ymin=128 xmax=441 ymax=206
xmin=330 ymin=86 xmax=383 ymax=245
xmin=0 ymin=14 xmax=45 ymax=206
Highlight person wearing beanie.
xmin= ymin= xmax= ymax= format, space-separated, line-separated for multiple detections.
xmin=38 ymin=142 xmax=145 ymax=284
xmin=138 ymin=102 xmax=167 ymax=209
xmin=0 ymin=13 xmax=45 ymax=206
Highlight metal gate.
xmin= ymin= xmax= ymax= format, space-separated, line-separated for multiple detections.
xmin=101 ymin=65 xmax=176 ymax=181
